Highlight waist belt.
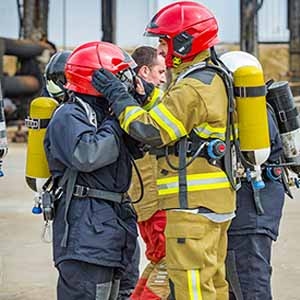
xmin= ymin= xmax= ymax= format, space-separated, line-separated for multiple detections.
xmin=150 ymin=144 xmax=223 ymax=169
xmin=149 ymin=146 xmax=175 ymax=158
xmin=59 ymin=170 xmax=127 ymax=249
xmin=150 ymin=142 xmax=202 ymax=158
xmin=73 ymin=185 xmax=126 ymax=203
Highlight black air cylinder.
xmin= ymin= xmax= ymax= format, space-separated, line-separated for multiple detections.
xmin=266 ymin=81 xmax=300 ymax=175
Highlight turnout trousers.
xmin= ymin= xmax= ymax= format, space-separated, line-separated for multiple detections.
xmin=165 ymin=210 xmax=231 ymax=300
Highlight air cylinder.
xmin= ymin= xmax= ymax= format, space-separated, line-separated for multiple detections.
xmin=234 ymin=65 xmax=270 ymax=188
xmin=266 ymin=81 xmax=300 ymax=176
xmin=25 ymin=97 xmax=58 ymax=192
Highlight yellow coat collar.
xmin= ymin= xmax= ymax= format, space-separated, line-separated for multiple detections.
xmin=172 ymin=50 xmax=211 ymax=77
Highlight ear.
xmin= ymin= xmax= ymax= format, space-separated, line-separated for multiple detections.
xmin=138 ymin=65 xmax=150 ymax=80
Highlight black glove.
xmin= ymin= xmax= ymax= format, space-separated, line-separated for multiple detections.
xmin=92 ymin=68 xmax=126 ymax=102
xmin=92 ymin=68 xmax=138 ymax=116
xmin=132 ymin=77 xmax=155 ymax=105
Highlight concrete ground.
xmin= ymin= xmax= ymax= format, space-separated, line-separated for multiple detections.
xmin=0 ymin=143 xmax=300 ymax=300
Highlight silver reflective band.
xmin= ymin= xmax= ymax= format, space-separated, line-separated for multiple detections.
xmin=151 ymin=105 xmax=183 ymax=139
xmin=158 ymin=176 xmax=229 ymax=190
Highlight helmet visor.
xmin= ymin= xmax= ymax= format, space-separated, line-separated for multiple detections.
xmin=144 ymin=31 xmax=169 ymax=39
xmin=46 ymin=79 xmax=64 ymax=98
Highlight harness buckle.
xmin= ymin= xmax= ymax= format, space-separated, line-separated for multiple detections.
xmin=121 ymin=192 xmax=130 ymax=203
xmin=186 ymin=141 xmax=193 ymax=154
xmin=73 ymin=185 xmax=90 ymax=197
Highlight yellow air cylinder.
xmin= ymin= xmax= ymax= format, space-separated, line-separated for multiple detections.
xmin=233 ymin=65 xmax=270 ymax=187
xmin=25 ymin=97 xmax=58 ymax=192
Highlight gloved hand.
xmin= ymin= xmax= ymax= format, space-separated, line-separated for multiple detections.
xmin=92 ymin=68 xmax=127 ymax=104
xmin=132 ymin=76 xmax=155 ymax=105
xmin=92 ymin=68 xmax=138 ymax=116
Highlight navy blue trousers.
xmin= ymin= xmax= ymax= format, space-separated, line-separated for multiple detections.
xmin=227 ymin=234 xmax=273 ymax=300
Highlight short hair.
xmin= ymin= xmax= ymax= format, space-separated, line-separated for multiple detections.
xmin=131 ymin=46 xmax=158 ymax=74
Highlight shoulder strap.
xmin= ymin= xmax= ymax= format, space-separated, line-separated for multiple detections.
xmin=267 ymin=103 xmax=294 ymax=199
xmin=178 ymin=137 xmax=188 ymax=208
xmin=175 ymin=62 xmax=207 ymax=84
xmin=177 ymin=62 xmax=240 ymax=190
xmin=75 ymin=96 xmax=97 ymax=128
xmin=60 ymin=168 xmax=78 ymax=247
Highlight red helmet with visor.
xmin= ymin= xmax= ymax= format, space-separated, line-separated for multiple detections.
xmin=65 ymin=41 xmax=136 ymax=96
xmin=145 ymin=1 xmax=219 ymax=67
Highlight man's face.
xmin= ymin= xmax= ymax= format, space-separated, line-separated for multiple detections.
xmin=157 ymin=38 xmax=168 ymax=59
xmin=137 ymin=54 xmax=166 ymax=87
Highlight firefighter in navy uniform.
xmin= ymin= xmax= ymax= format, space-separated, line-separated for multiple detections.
xmin=44 ymin=48 xmax=138 ymax=300
xmin=44 ymin=41 xmax=138 ymax=300
xmin=220 ymin=51 xmax=286 ymax=300
xmin=92 ymin=2 xmax=236 ymax=299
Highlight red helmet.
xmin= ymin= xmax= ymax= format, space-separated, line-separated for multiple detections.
xmin=145 ymin=1 xmax=219 ymax=67
xmin=65 ymin=41 xmax=136 ymax=96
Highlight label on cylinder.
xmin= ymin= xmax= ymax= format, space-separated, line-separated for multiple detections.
xmin=281 ymin=128 xmax=300 ymax=158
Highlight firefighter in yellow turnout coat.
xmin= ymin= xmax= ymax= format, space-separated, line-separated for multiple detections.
xmin=92 ymin=2 xmax=236 ymax=299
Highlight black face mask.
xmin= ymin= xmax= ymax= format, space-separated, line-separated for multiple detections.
xmin=130 ymin=76 xmax=155 ymax=106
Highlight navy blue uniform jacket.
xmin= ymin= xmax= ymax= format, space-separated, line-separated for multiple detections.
xmin=44 ymin=97 xmax=137 ymax=269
